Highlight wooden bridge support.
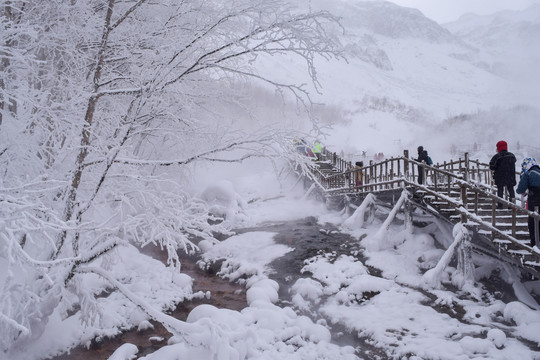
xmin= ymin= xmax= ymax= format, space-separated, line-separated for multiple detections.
xmin=456 ymin=224 xmax=475 ymax=289
xmin=404 ymin=192 xmax=413 ymax=237
xmin=423 ymin=223 xmax=474 ymax=289
xmin=369 ymin=189 xmax=409 ymax=250
xmin=534 ymin=206 xmax=540 ymax=247
xmin=309 ymin=146 xmax=540 ymax=272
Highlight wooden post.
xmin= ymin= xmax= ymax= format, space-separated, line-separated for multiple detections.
xmin=464 ymin=152 xmax=469 ymax=182
xmin=458 ymin=224 xmax=475 ymax=287
xmin=512 ymin=205 xmax=516 ymax=238
xmin=404 ymin=193 xmax=413 ymax=235
xmin=491 ymin=199 xmax=496 ymax=240
xmin=385 ymin=161 xmax=388 ymax=189
xmin=534 ymin=206 xmax=540 ymax=247
xmin=369 ymin=163 xmax=373 ymax=188
xmin=404 ymin=150 xmax=409 ymax=180
xmin=434 ymin=168 xmax=438 ymax=191
xmin=461 ymin=185 xmax=467 ymax=223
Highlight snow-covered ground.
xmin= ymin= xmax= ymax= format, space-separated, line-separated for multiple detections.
xmin=4 ymin=1 xmax=540 ymax=359
xmin=14 ymin=158 xmax=540 ymax=360
xmin=137 ymin=165 xmax=540 ymax=360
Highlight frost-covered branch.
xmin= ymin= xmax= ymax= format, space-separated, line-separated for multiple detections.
xmin=114 ymin=137 xmax=277 ymax=166
xmin=0 ymin=0 xmax=342 ymax=352
xmin=158 ymin=1 xmax=342 ymax=94
xmin=0 ymin=313 xmax=29 ymax=337
xmin=77 ymin=266 xmax=205 ymax=336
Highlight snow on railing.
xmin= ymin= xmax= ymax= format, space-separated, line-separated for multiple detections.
xmin=304 ymin=147 xmax=540 ymax=265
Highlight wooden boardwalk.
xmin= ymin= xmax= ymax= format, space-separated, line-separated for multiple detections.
xmin=304 ymin=148 xmax=540 ymax=273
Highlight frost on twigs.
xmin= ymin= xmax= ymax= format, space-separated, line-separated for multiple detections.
xmin=0 ymin=0 xmax=342 ymax=354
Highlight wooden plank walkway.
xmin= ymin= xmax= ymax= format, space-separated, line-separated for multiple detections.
xmin=303 ymin=148 xmax=540 ymax=273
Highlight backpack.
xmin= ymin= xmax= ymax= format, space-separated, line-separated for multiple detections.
xmin=427 ymin=156 xmax=433 ymax=166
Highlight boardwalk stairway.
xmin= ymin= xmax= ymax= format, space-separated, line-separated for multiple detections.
xmin=303 ymin=148 xmax=540 ymax=274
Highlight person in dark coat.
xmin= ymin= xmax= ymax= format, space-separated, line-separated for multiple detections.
xmin=416 ymin=146 xmax=428 ymax=184
xmin=516 ymin=157 xmax=540 ymax=250
xmin=489 ymin=140 xmax=516 ymax=209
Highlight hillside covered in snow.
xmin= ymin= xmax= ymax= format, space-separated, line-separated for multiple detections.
xmin=255 ymin=0 xmax=540 ymax=161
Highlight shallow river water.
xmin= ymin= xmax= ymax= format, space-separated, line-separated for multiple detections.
xmin=49 ymin=216 xmax=530 ymax=359
xmin=50 ymin=216 xmax=361 ymax=359
xmin=50 ymin=247 xmax=247 ymax=359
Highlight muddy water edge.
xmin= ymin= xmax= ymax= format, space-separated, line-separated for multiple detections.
xmin=49 ymin=216 xmax=351 ymax=359
xmin=49 ymin=217 xmax=367 ymax=359
xmin=49 ymin=244 xmax=247 ymax=360
xmin=50 ymin=215 xmax=540 ymax=359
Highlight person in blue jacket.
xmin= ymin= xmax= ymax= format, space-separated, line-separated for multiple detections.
xmin=516 ymin=157 xmax=540 ymax=250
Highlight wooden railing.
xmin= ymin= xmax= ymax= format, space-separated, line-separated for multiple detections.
xmin=319 ymin=148 xmax=518 ymax=198
xmin=312 ymin=148 xmax=540 ymax=258
xmin=321 ymin=147 xmax=350 ymax=173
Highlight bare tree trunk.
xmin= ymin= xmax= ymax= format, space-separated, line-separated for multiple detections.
xmin=56 ymin=0 xmax=116 ymax=257
xmin=0 ymin=2 xmax=17 ymax=126
xmin=0 ymin=4 xmax=9 ymax=127
xmin=0 ymin=58 xmax=5 ymax=126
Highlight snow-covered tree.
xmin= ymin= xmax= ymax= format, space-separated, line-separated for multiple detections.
xmin=0 ymin=0 xmax=341 ymax=352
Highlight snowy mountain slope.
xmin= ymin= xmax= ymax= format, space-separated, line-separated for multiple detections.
xmin=331 ymin=0 xmax=458 ymax=43
xmin=253 ymin=0 xmax=539 ymax=159
xmin=444 ymin=4 xmax=540 ymax=46
xmin=443 ymin=4 xmax=540 ymax=95
xmin=263 ymin=0 xmax=520 ymax=115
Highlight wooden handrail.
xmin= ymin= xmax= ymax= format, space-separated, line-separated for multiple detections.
xmin=306 ymin=148 xmax=540 ymax=257
xmin=403 ymin=179 xmax=531 ymax=253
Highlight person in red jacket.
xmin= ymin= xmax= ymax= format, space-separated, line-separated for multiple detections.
xmin=489 ymin=140 xmax=516 ymax=209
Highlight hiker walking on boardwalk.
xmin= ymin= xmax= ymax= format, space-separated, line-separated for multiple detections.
xmin=489 ymin=140 xmax=516 ymax=209
xmin=516 ymin=157 xmax=540 ymax=250
xmin=353 ymin=161 xmax=364 ymax=187
xmin=416 ymin=146 xmax=429 ymax=184
xmin=313 ymin=140 xmax=322 ymax=161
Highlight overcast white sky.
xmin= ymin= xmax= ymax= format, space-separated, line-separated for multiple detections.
xmin=390 ymin=0 xmax=540 ymax=23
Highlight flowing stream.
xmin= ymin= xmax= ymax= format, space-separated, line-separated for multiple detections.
xmin=49 ymin=216 xmax=531 ymax=359
xmin=50 ymin=247 xmax=247 ymax=360
xmin=50 ymin=217 xmax=356 ymax=359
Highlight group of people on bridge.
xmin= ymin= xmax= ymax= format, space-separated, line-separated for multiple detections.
xmin=299 ymin=137 xmax=540 ymax=252
xmin=488 ymin=140 xmax=540 ymax=251
xmin=414 ymin=140 xmax=540 ymax=251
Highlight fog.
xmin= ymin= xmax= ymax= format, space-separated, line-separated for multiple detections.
xmin=258 ymin=0 xmax=540 ymax=162
xmin=390 ymin=0 xmax=540 ymax=23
